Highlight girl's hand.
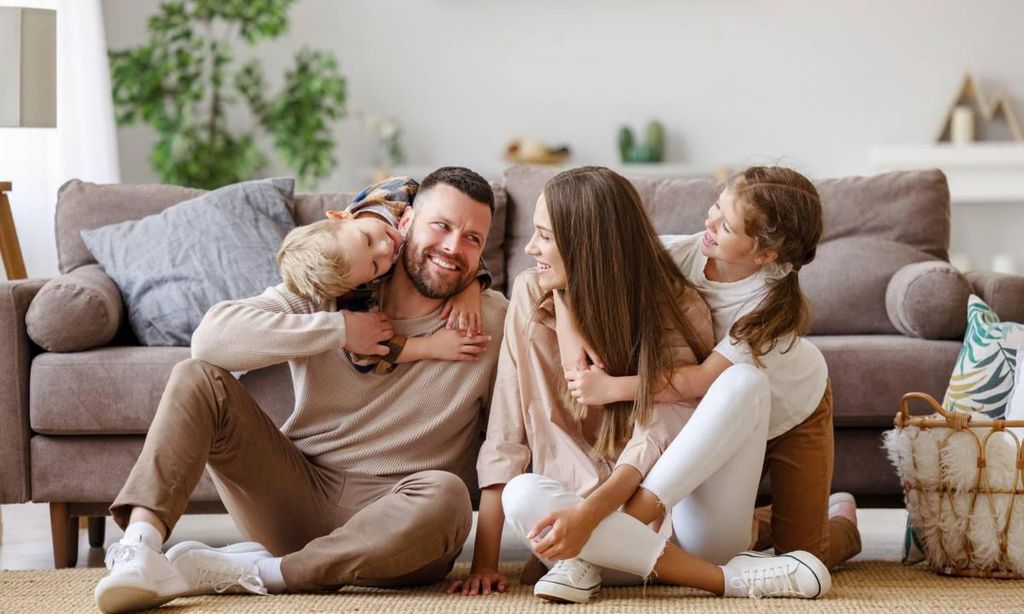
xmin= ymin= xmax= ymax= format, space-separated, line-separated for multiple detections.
xmin=566 ymin=366 xmax=624 ymax=406
xmin=427 ymin=328 xmax=491 ymax=362
xmin=528 ymin=503 xmax=599 ymax=561
xmin=440 ymin=281 xmax=484 ymax=335
xmin=447 ymin=569 xmax=508 ymax=596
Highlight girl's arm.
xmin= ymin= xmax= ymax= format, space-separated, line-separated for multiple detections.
xmin=567 ymin=351 xmax=733 ymax=405
xmin=447 ymin=486 xmax=508 ymax=595
xmin=530 ymin=465 xmax=642 ymax=561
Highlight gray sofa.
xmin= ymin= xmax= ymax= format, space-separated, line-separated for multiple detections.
xmin=2 ymin=166 xmax=1022 ymax=568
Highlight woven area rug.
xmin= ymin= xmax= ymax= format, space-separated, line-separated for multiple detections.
xmin=1 ymin=561 xmax=1021 ymax=613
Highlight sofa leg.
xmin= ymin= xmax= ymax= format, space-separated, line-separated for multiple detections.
xmin=49 ymin=503 xmax=79 ymax=568
xmin=88 ymin=517 xmax=106 ymax=548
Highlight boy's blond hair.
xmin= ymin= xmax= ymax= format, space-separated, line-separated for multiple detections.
xmin=276 ymin=219 xmax=354 ymax=303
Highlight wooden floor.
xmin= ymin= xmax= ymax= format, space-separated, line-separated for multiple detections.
xmin=0 ymin=503 xmax=906 ymax=570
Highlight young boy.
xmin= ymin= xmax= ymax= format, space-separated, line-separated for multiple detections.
xmin=276 ymin=176 xmax=491 ymax=373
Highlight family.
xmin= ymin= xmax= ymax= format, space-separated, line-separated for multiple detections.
xmin=93 ymin=165 xmax=861 ymax=613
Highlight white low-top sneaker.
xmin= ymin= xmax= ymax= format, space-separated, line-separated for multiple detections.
xmin=94 ymin=536 xmax=191 ymax=613
xmin=165 ymin=540 xmax=269 ymax=564
xmin=172 ymin=548 xmax=270 ymax=596
xmin=533 ymin=558 xmax=602 ymax=604
xmin=724 ymin=550 xmax=831 ymax=599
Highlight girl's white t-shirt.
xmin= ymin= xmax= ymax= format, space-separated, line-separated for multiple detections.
xmin=661 ymin=232 xmax=828 ymax=439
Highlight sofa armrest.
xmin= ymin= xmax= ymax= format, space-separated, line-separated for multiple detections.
xmin=964 ymin=271 xmax=1024 ymax=324
xmin=0 ymin=278 xmax=47 ymax=503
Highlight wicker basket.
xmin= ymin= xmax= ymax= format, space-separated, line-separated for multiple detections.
xmin=886 ymin=392 xmax=1024 ymax=578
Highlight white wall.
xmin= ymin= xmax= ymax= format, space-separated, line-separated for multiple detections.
xmin=15 ymin=0 xmax=1017 ymax=276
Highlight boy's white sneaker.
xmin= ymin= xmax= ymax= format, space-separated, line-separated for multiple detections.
xmin=164 ymin=540 xmax=269 ymax=564
xmin=724 ymin=550 xmax=831 ymax=599
xmin=172 ymin=548 xmax=270 ymax=596
xmin=533 ymin=558 xmax=602 ymax=604
xmin=94 ymin=536 xmax=191 ymax=613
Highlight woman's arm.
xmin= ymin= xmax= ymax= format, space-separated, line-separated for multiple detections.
xmin=529 ymin=465 xmax=642 ymax=561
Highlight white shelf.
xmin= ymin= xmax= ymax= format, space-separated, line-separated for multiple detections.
xmin=870 ymin=143 xmax=1024 ymax=203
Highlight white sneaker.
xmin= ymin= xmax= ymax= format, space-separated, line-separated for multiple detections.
xmin=172 ymin=548 xmax=270 ymax=596
xmin=165 ymin=540 xmax=269 ymax=564
xmin=94 ymin=536 xmax=191 ymax=613
xmin=533 ymin=558 xmax=602 ymax=604
xmin=724 ymin=550 xmax=831 ymax=599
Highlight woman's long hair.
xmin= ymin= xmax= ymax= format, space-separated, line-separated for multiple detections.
xmin=544 ymin=166 xmax=711 ymax=459
xmin=727 ymin=166 xmax=824 ymax=366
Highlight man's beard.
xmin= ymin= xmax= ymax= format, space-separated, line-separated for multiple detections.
xmin=402 ymin=236 xmax=475 ymax=299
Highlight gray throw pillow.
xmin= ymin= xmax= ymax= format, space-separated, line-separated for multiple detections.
xmin=81 ymin=177 xmax=296 ymax=346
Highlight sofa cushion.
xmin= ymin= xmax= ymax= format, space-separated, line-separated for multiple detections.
xmin=502 ymin=166 xmax=950 ymax=335
xmin=885 ymin=261 xmax=971 ymax=339
xmin=30 ymin=348 xmax=293 ymax=435
xmin=25 ymin=264 xmax=124 ymax=352
xmin=80 ymin=178 xmax=296 ymax=346
xmin=810 ymin=335 xmax=962 ymax=427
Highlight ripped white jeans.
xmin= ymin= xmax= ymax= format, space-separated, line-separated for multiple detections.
xmin=502 ymin=364 xmax=771 ymax=581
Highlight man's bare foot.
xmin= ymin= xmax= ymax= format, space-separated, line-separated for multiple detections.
xmin=828 ymin=492 xmax=857 ymax=527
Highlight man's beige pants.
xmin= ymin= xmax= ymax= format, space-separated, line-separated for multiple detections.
xmin=110 ymin=359 xmax=472 ymax=591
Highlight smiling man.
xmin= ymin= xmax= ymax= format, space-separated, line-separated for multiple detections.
xmin=94 ymin=167 xmax=508 ymax=613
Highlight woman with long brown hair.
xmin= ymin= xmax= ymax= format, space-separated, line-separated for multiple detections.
xmin=449 ymin=167 xmax=830 ymax=603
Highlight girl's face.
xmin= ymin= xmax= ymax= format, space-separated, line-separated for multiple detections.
xmin=524 ymin=194 xmax=568 ymax=291
xmin=701 ymin=188 xmax=774 ymax=267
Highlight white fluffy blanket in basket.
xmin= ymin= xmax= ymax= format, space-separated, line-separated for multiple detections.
xmin=884 ymin=423 xmax=1024 ymax=574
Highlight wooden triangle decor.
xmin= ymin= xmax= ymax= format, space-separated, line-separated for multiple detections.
xmin=936 ymin=73 xmax=1024 ymax=142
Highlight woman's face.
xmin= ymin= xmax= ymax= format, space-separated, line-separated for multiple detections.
xmin=524 ymin=194 xmax=568 ymax=291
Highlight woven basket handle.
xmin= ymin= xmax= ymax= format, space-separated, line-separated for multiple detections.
xmin=898 ymin=392 xmax=951 ymax=427
xmin=898 ymin=392 xmax=1024 ymax=430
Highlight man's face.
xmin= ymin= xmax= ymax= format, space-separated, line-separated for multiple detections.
xmin=400 ymin=183 xmax=491 ymax=299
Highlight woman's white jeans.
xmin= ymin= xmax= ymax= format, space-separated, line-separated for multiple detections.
xmin=502 ymin=364 xmax=771 ymax=580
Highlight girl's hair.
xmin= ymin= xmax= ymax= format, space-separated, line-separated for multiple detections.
xmin=543 ymin=166 xmax=711 ymax=459
xmin=727 ymin=166 xmax=824 ymax=366
xmin=276 ymin=218 xmax=354 ymax=303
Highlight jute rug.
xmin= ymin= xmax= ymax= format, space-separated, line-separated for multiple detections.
xmin=1 ymin=561 xmax=1021 ymax=613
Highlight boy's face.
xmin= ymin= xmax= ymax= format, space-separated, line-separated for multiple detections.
xmin=328 ymin=213 xmax=404 ymax=287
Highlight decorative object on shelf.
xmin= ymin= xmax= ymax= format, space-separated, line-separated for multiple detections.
xmin=0 ymin=182 xmax=27 ymax=280
xmin=505 ymin=138 xmax=571 ymax=165
xmin=937 ymin=73 xmax=1024 ymax=144
xmin=617 ymin=120 xmax=666 ymax=163
xmin=109 ymin=0 xmax=346 ymax=189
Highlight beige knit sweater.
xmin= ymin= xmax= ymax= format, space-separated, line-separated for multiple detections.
xmin=191 ymin=283 xmax=509 ymax=481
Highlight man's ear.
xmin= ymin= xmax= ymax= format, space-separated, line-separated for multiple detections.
xmin=325 ymin=210 xmax=351 ymax=221
xmin=398 ymin=208 xmax=414 ymax=235
xmin=754 ymin=248 xmax=778 ymax=266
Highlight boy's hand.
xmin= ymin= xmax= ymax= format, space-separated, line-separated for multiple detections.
xmin=342 ymin=310 xmax=392 ymax=356
xmin=446 ymin=569 xmax=508 ymax=596
xmin=440 ymin=280 xmax=484 ymax=335
xmin=566 ymin=366 xmax=625 ymax=406
xmin=427 ymin=328 xmax=491 ymax=361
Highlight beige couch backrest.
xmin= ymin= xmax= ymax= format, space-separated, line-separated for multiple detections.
xmin=501 ymin=166 xmax=951 ymax=335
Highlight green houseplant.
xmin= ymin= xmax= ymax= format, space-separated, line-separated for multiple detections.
xmin=109 ymin=0 xmax=346 ymax=189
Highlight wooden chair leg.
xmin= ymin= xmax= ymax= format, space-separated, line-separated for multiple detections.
xmin=49 ymin=502 xmax=79 ymax=568
xmin=88 ymin=516 xmax=106 ymax=548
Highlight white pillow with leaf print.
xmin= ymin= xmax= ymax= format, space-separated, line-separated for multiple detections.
xmin=943 ymin=296 xmax=1024 ymax=419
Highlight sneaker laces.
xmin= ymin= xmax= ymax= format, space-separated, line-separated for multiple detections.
xmin=192 ymin=561 xmax=268 ymax=596
xmin=551 ymin=558 xmax=593 ymax=585
xmin=735 ymin=561 xmax=800 ymax=599
xmin=104 ymin=540 xmax=138 ymax=570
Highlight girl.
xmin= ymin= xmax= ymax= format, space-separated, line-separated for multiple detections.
xmin=449 ymin=166 xmax=830 ymax=603
xmin=566 ymin=165 xmax=861 ymax=574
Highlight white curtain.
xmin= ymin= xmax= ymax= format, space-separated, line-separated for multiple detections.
xmin=0 ymin=0 xmax=119 ymax=279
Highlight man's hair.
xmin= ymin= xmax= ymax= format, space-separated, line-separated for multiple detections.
xmin=419 ymin=166 xmax=495 ymax=212
xmin=276 ymin=218 xmax=354 ymax=303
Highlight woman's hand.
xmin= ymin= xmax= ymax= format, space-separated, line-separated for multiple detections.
xmin=528 ymin=503 xmax=599 ymax=561
xmin=552 ymin=291 xmax=604 ymax=373
xmin=447 ymin=569 xmax=508 ymax=596
xmin=566 ymin=366 xmax=631 ymax=406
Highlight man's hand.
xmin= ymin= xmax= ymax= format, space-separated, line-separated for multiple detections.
xmin=528 ymin=503 xmax=599 ymax=562
xmin=342 ymin=310 xmax=392 ymax=356
xmin=565 ymin=366 xmax=629 ymax=406
xmin=447 ymin=569 xmax=508 ymax=596
xmin=427 ymin=328 xmax=491 ymax=361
